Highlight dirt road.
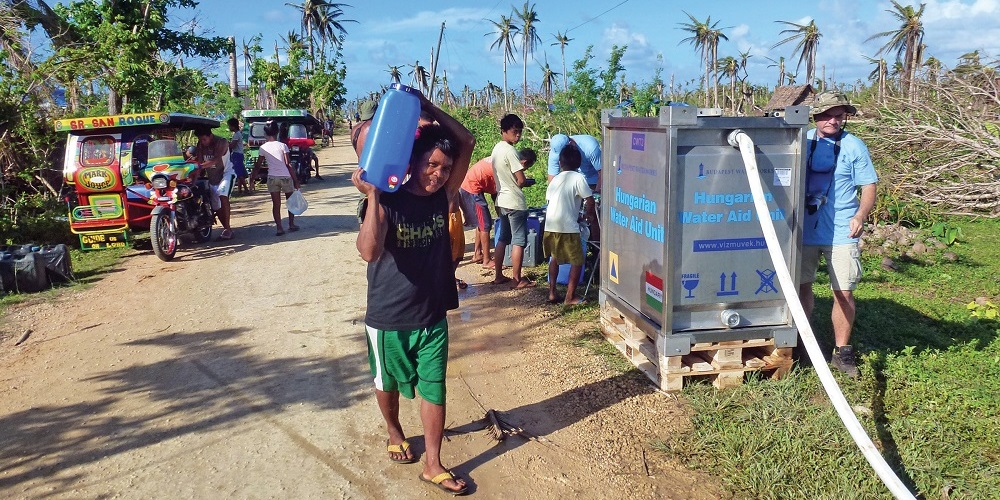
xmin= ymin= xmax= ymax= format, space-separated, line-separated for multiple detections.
xmin=0 ymin=137 xmax=721 ymax=499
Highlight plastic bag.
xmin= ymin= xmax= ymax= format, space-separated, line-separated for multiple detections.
xmin=287 ymin=189 xmax=308 ymax=215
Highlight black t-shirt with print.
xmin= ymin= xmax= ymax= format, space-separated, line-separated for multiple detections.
xmin=363 ymin=188 xmax=458 ymax=330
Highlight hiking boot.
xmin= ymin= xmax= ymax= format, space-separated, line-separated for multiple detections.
xmin=831 ymin=345 xmax=860 ymax=379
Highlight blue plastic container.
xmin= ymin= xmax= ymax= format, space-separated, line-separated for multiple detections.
xmin=493 ymin=209 xmax=545 ymax=267
xmin=359 ymin=83 xmax=421 ymax=192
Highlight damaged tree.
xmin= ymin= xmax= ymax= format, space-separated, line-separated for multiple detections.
xmin=861 ymin=67 xmax=1000 ymax=217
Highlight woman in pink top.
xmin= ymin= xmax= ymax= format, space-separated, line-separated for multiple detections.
xmin=259 ymin=121 xmax=301 ymax=236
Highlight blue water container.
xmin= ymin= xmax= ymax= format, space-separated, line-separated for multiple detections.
xmin=360 ymin=83 xmax=421 ymax=192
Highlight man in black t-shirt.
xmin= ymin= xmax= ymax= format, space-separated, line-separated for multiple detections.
xmin=352 ymin=93 xmax=474 ymax=496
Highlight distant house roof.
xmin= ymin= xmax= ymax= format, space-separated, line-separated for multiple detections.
xmin=763 ymin=85 xmax=815 ymax=113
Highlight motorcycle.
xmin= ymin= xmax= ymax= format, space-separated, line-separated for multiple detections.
xmin=140 ymin=139 xmax=214 ymax=261
xmin=286 ymin=123 xmax=316 ymax=184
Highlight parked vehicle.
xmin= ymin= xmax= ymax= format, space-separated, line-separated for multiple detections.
xmin=142 ymin=139 xmax=215 ymax=261
xmin=55 ymin=112 xmax=220 ymax=251
xmin=286 ymin=122 xmax=316 ymax=184
xmin=241 ymin=109 xmax=321 ymax=186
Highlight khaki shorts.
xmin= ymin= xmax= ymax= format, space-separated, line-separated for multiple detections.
xmin=543 ymin=231 xmax=585 ymax=266
xmin=267 ymin=176 xmax=294 ymax=194
xmin=800 ymin=243 xmax=863 ymax=291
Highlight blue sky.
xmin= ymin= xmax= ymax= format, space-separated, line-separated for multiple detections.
xmin=59 ymin=1 xmax=1000 ymax=103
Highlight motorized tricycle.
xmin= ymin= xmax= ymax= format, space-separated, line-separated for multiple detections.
xmin=242 ymin=109 xmax=321 ymax=187
xmin=56 ymin=112 xmax=220 ymax=257
xmin=142 ymin=139 xmax=215 ymax=261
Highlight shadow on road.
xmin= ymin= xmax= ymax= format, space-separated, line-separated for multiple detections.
xmin=0 ymin=327 xmax=369 ymax=491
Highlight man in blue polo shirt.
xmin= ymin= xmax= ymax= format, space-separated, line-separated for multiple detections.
xmin=547 ymin=134 xmax=601 ymax=191
xmin=799 ymin=91 xmax=878 ymax=379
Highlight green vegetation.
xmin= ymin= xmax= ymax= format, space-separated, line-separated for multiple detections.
xmin=1 ymin=1 xmax=351 ymax=247
xmin=658 ymin=218 xmax=1000 ymax=498
xmin=538 ymin=219 xmax=1000 ymax=498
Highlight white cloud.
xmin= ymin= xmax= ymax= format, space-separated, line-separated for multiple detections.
xmin=863 ymin=0 xmax=1000 ymax=69
xmin=601 ymin=23 xmax=660 ymax=83
xmin=923 ymin=0 xmax=999 ymax=21
xmin=367 ymin=8 xmax=494 ymax=35
xmin=263 ymin=10 xmax=286 ymax=23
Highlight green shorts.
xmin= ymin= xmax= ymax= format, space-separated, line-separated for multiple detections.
xmin=364 ymin=318 xmax=448 ymax=405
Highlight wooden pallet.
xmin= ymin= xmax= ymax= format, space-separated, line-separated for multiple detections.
xmin=600 ymin=301 xmax=794 ymax=392
xmin=661 ymin=339 xmax=793 ymax=391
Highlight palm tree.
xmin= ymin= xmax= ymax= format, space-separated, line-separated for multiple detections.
xmin=923 ymin=55 xmax=941 ymax=84
xmin=313 ymin=3 xmax=354 ymax=59
xmin=514 ymin=2 xmax=541 ymax=105
xmin=485 ymin=14 xmax=519 ymax=110
xmin=765 ymin=56 xmax=786 ymax=87
xmin=287 ymin=1 xmax=352 ymax=70
xmin=772 ymin=19 xmax=821 ymax=89
xmin=717 ymin=56 xmax=739 ymax=112
xmin=679 ymin=12 xmax=728 ymax=107
xmin=866 ymin=1 xmax=925 ymax=99
xmin=865 ymin=56 xmax=888 ymax=102
xmin=282 ymin=31 xmax=305 ymax=53
xmin=409 ymin=60 xmax=429 ymax=93
xmin=678 ymin=13 xmax=710 ymax=106
xmin=705 ymin=24 xmax=728 ymax=107
xmin=552 ymin=30 xmax=573 ymax=91
xmin=241 ymin=37 xmax=257 ymax=93
xmin=538 ymin=56 xmax=559 ymax=102
xmin=387 ymin=64 xmax=403 ymax=84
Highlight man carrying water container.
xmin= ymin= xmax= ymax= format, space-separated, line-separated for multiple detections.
xmin=798 ymin=91 xmax=878 ymax=378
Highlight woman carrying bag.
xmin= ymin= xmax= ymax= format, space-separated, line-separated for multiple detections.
xmin=258 ymin=121 xmax=302 ymax=236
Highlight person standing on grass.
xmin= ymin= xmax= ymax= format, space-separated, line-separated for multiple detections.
xmin=544 ymin=143 xmax=595 ymax=306
xmin=547 ymin=133 xmax=602 ymax=191
xmin=258 ymin=122 xmax=300 ymax=236
xmin=352 ymin=93 xmax=474 ymax=496
xmin=491 ymin=113 xmax=534 ymax=289
xmin=799 ymin=91 xmax=878 ymax=379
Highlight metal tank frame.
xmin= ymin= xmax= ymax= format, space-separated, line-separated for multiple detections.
xmin=598 ymin=105 xmax=809 ymax=387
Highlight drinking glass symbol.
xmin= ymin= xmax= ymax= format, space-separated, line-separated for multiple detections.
xmin=681 ymin=276 xmax=699 ymax=298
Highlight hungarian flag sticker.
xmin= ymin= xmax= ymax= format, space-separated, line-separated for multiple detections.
xmin=645 ymin=271 xmax=664 ymax=313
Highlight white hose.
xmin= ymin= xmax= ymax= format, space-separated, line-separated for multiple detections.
xmin=727 ymin=130 xmax=915 ymax=500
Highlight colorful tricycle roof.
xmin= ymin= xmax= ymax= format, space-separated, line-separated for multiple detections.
xmin=54 ymin=112 xmax=219 ymax=133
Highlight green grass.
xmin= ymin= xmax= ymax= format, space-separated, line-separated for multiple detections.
xmin=661 ymin=217 xmax=1000 ymax=499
